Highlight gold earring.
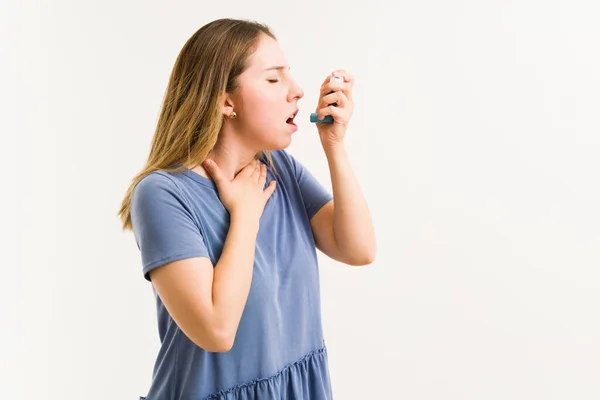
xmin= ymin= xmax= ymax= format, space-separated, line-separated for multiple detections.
xmin=229 ymin=111 xmax=237 ymax=119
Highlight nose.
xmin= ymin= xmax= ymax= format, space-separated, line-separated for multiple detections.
xmin=289 ymin=79 xmax=304 ymax=101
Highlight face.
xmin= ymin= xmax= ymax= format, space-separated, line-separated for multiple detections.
xmin=225 ymin=34 xmax=304 ymax=150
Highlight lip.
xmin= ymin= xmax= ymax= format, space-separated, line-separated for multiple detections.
xmin=286 ymin=108 xmax=299 ymax=132
xmin=287 ymin=108 xmax=298 ymax=119
xmin=287 ymin=120 xmax=298 ymax=132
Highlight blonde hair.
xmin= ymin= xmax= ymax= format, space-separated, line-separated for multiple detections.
xmin=118 ymin=18 xmax=278 ymax=231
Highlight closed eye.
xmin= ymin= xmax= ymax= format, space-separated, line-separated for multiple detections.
xmin=268 ymin=79 xmax=279 ymax=83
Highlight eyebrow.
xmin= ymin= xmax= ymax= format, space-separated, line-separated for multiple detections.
xmin=264 ymin=65 xmax=290 ymax=72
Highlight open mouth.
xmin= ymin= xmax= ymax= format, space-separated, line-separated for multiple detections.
xmin=286 ymin=110 xmax=299 ymax=125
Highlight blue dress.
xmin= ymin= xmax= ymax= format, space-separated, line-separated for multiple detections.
xmin=130 ymin=149 xmax=334 ymax=399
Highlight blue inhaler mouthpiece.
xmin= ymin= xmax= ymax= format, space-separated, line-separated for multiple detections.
xmin=310 ymin=113 xmax=334 ymax=123
xmin=310 ymin=75 xmax=343 ymax=124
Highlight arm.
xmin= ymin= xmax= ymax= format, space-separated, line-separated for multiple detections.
xmin=311 ymin=144 xmax=376 ymax=266
xmin=150 ymin=213 xmax=259 ymax=352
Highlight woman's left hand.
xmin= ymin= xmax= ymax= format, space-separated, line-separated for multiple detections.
xmin=314 ymin=70 xmax=355 ymax=148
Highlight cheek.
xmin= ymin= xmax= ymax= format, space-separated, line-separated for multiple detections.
xmin=239 ymin=85 xmax=285 ymax=128
xmin=248 ymin=98 xmax=283 ymax=124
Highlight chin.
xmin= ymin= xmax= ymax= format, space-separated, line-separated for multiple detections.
xmin=264 ymin=142 xmax=290 ymax=152
xmin=280 ymin=134 xmax=293 ymax=148
xmin=253 ymin=126 xmax=293 ymax=151
xmin=264 ymin=134 xmax=292 ymax=151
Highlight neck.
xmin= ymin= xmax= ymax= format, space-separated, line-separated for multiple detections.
xmin=195 ymin=140 xmax=260 ymax=182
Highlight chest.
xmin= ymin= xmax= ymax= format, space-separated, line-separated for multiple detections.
xmin=192 ymin=178 xmax=320 ymax=298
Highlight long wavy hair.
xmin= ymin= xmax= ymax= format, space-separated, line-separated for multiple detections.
xmin=118 ymin=18 xmax=278 ymax=231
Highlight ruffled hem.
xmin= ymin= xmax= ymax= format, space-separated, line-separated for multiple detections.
xmin=139 ymin=346 xmax=331 ymax=400
xmin=205 ymin=345 xmax=331 ymax=400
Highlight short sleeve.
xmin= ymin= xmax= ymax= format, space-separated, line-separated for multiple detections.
xmin=130 ymin=173 xmax=210 ymax=281
xmin=284 ymin=150 xmax=333 ymax=220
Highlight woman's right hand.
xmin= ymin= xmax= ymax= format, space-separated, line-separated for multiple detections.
xmin=202 ymin=158 xmax=277 ymax=222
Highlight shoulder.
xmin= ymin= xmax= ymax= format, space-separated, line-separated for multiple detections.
xmin=131 ymin=170 xmax=186 ymax=207
xmin=270 ymin=149 xmax=302 ymax=178
xmin=130 ymin=170 xmax=198 ymax=236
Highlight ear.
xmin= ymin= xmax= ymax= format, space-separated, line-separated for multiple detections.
xmin=222 ymin=93 xmax=235 ymax=118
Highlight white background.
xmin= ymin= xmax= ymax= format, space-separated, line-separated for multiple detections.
xmin=2 ymin=0 xmax=599 ymax=399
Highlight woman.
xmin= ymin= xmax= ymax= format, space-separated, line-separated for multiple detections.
xmin=118 ymin=18 xmax=376 ymax=400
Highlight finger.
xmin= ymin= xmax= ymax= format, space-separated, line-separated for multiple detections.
xmin=203 ymin=159 xmax=226 ymax=186
xmin=316 ymin=104 xmax=347 ymax=123
xmin=320 ymin=74 xmax=342 ymax=90
xmin=332 ymin=70 xmax=354 ymax=87
xmin=320 ymin=71 xmax=354 ymax=92
xmin=251 ymin=159 xmax=262 ymax=178
xmin=259 ymin=163 xmax=267 ymax=183
xmin=263 ymin=180 xmax=277 ymax=200
xmin=241 ymin=158 xmax=258 ymax=177
xmin=319 ymin=73 xmax=340 ymax=93
xmin=319 ymin=91 xmax=349 ymax=109
xmin=320 ymin=81 xmax=352 ymax=102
